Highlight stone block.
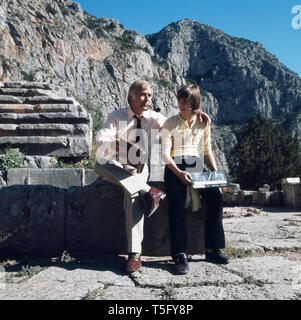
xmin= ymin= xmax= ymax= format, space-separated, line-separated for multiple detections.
xmin=0 ymin=87 xmax=49 ymax=96
xmin=282 ymin=177 xmax=300 ymax=184
xmin=267 ymin=191 xmax=283 ymax=206
xmin=65 ymin=180 xmax=127 ymax=255
xmin=6 ymin=168 xmax=31 ymax=185
xmin=144 ymin=181 xmax=206 ymax=256
xmin=237 ymin=190 xmax=255 ymax=206
xmin=7 ymin=168 xmax=83 ymax=188
xmin=18 ymin=123 xmax=75 ymax=136
xmin=24 ymin=96 xmax=74 ymax=104
xmin=253 ymin=191 xmax=283 ymax=207
xmin=24 ymin=156 xmax=57 ymax=169
xmin=4 ymin=81 xmax=54 ymax=90
xmin=282 ymin=182 xmax=301 ymax=209
xmin=65 ymin=180 xmax=206 ymax=256
xmin=254 ymin=192 xmax=268 ymax=206
xmin=30 ymin=169 xmax=83 ymax=188
xmin=0 ymin=95 xmax=22 ymax=103
xmin=0 ymin=124 xmax=18 ymax=135
xmin=252 ymin=191 xmax=259 ymax=205
xmin=0 ymin=185 xmax=65 ymax=258
xmin=144 ymin=193 xmax=206 ymax=256
xmin=0 ymin=104 xmax=78 ymax=114
xmin=83 ymin=169 xmax=101 ymax=186
xmin=222 ymin=191 xmax=236 ymax=206
xmin=0 ymin=136 xmax=91 ymax=157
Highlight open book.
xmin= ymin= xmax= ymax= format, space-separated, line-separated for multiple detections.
xmin=190 ymin=170 xmax=230 ymax=189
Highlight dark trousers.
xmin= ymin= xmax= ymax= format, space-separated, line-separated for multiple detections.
xmin=164 ymin=160 xmax=225 ymax=257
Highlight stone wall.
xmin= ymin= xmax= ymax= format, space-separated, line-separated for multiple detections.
xmin=223 ymin=179 xmax=301 ymax=209
xmin=222 ymin=189 xmax=283 ymax=207
xmin=1 ymin=167 xmax=300 ymax=259
xmin=0 ymin=168 xmax=205 ymax=259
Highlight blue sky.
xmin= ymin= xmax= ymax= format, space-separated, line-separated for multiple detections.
xmin=76 ymin=0 xmax=301 ymax=77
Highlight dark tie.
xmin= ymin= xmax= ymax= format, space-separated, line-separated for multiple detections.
xmin=134 ymin=115 xmax=141 ymax=130
xmin=134 ymin=115 xmax=141 ymax=157
xmin=133 ymin=115 xmax=145 ymax=173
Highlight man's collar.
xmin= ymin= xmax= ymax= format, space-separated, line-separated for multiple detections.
xmin=127 ymin=106 xmax=151 ymax=119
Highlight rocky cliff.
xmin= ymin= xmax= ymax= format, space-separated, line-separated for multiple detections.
xmin=1 ymin=0 xmax=301 ymax=171
xmin=0 ymin=0 xmax=181 ymax=116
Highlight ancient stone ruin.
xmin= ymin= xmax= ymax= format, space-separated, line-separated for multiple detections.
xmin=0 ymin=81 xmax=93 ymax=159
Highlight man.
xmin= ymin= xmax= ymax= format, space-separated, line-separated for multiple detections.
xmin=162 ymin=84 xmax=230 ymax=275
xmin=95 ymin=80 xmax=210 ymax=273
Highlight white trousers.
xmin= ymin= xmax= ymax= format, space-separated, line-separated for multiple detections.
xmin=95 ymin=160 xmax=149 ymax=254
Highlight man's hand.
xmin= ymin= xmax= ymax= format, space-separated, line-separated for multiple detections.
xmin=194 ymin=110 xmax=211 ymax=126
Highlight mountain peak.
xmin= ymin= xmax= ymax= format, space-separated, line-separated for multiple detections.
xmin=147 ymin=17 xmax=301 ymax=125
xmin=1 ymin=0 xmax=301 ymax=170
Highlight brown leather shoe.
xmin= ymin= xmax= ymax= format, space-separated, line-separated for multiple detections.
xmin=126 ymin=253 xmax=141 ymax=273
xmin=147 ymin=186 xmax=166 ymax=217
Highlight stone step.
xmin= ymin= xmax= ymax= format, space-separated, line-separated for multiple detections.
xmin=0 ymin=124 xmax=18 ymax=134
xmin=0 ymin=95 xmax=74 ymax=104
xmin=0 ymin=87 xmax=56 ymax=97
xmin=0 ymin=104 xmax=80 ymax=114
xmin=0 ymin=95 xmax=23 ymax=104
xmin=0 ymin=136 xmax=91 ymax=157
xmin=0 ymin=123 xmax=89 ymax=137
xmin=0 ymin=112 xmax=90 ymax=124
xmin=3 ymin=81 xmax=54 ymax=90
xmin=0 ymin=123 xmax=89 ymax=136
xmin=24 ymin=96 xmax=74 ymax=104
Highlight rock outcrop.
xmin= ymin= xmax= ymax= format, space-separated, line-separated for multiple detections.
xmin=0 ymin=81 xmax=92 ymax=157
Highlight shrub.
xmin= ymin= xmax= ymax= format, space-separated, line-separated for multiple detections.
xmin=0 ymin=148 xmax=26 ymax=172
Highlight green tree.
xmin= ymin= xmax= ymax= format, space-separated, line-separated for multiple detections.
xmin=229 ymin=113 xmax=301 ymax=190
